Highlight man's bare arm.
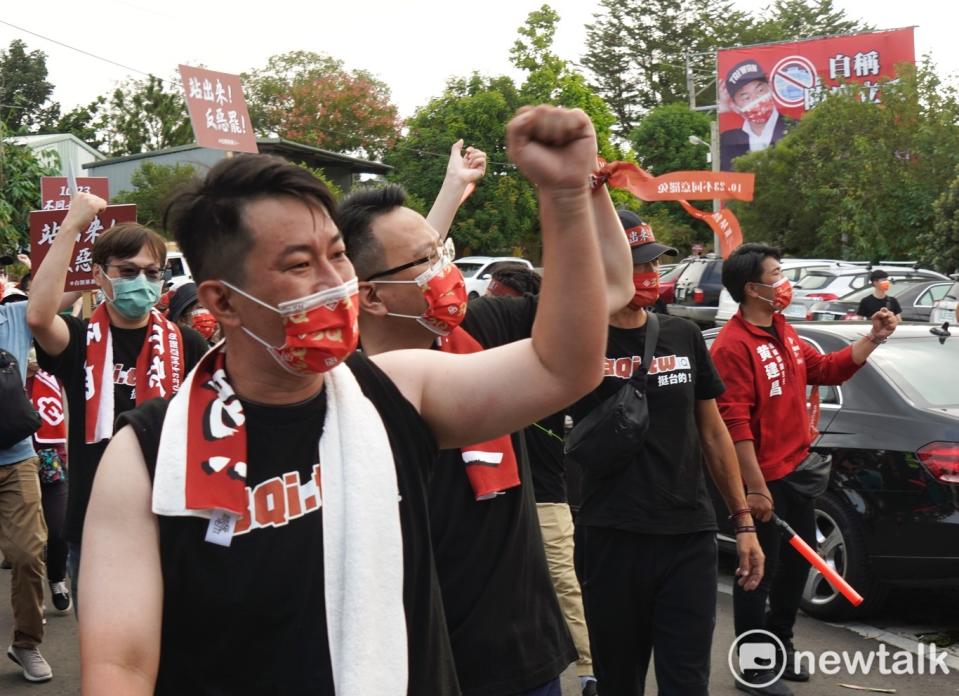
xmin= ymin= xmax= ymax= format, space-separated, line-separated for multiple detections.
xmin=426 ymin=140 xmax=487 ymax=239
xmin=80 ymin=426 xmax=162 ymax=695
xmin=376 ymin=107 xmax=607 ymax=449
xmin=27 ymin=192 xmax=106 ymax=357
xmin=592 ymin=184 xmax=636 ymax=313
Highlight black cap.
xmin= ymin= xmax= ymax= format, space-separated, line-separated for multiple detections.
xmin=725 ymin=60 xmax=768 ymax=100
xmin=167 ymin=282 xmax=199 ymax=322
xmin=617 ymin=209 xmax=678 ymax=264
xmin=869 ymin=269 xmax=889 ymax=282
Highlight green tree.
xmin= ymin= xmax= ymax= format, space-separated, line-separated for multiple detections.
xmin=0 ymin=39 xmax=59 ymax=133
xmin=93 ymin=75 xmax=193 ymax=157
xmin=927 ymin=167 xmax=959 ymax=274
xmin=112 ymin=162 xmax=198 ymax=235
xmin=731 ymin=61 xmax=959 ymax=262
xmin=754 ymin=0 xmax=869 ymax=41
xmin=243 ymin=51 xmax=400 ymax=158
xmin=0 ymin=123 xmax=60 ymax=250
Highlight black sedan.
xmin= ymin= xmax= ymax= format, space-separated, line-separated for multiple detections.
xmin=809 ymin=279 xmax=955 ymax=323
xmin=704 ymin=323 xmax=959 ymax=619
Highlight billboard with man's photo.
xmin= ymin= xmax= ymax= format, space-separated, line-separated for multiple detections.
xmin=716 ymin=27 xmax=915 ymax=171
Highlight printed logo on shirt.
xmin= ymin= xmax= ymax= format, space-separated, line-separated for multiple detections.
xmin=756 ymin=342 xmax=787 ymax=397
xmin=604 ymin=354 xmax=693 ymax=388
xmin=231 ymin=464 xmax=322 ymax=537
xmin=113 ymin=363 xmax=136 ymax=387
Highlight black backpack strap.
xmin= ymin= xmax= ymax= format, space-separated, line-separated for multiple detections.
xmin=642 ymin=312 xmax=660 ymax=375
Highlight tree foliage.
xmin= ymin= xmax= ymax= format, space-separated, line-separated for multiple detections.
xmin=0 ymin=124 xmax=60 ymax=251
xmin=583 ymin=0 xmax=870 ymax=136
xmin=112 ymin=162 xmax=198 ymax=235
xmin=0 ymin=39 xmax=59 ymax=133
xmin=730 ymin=61 xmax=959 ymax=264
xmin=243 ymin=51 xmax=400 ymax=159
xmin=929 ymin=167 xmax=959 ymax=275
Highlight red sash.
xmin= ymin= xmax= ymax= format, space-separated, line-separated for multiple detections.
xmin=84 ymin=304 xmax=184 ymax=444
xmin=30 ymin=370 xmax=66 ymax=444
xmin=438 ymin=327 xmax=521 ymax=500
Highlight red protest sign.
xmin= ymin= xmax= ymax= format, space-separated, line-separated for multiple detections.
xmin=717 ymin=27 xmax=915 ymax=171
xmin=179 ymin=65 xmax=258 ymax=154
xmin=40 ymin=177 xmax=110 ymax=210
xmin=595 ymin=162 xmax=755 ymax=202
xmin=678 ymin=202 xmax=744 ymax=259
xmin=29 ymin=205 xmax=138 ymax=291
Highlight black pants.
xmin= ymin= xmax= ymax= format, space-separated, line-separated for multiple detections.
xmin=733 ymin=479 xmax=816 ymax=644
xmin=581 ymin=528 xmax=717 ymax=696
xmin=40 ymin=479 xmax=68 ymax=583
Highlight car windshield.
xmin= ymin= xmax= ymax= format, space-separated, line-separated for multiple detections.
xmin=869 ymin=336 xmax=959 ymax=408
xmin=839 ymin=279 xmax=930 ymax=302
xmin=795 ymin=272 xmax=837 ymax=290
xmin=454 ymin=262 xmax=484 ymax=278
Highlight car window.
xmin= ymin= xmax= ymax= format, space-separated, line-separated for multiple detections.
xmin=848 ymin=274 xmax=869 ymax=290
xmin=915 ymin=284 xmax=951 ymax=307
xmin=660 ymin=262 xmax=689 ymax=283
xmin=840 ymin=279 xmax=932 ymax=302
xmin=870 ymin=337 xmax=959 ymax=408
xmin=795 ymin=272 xmax=835 ymax=290
xmin=944 ymin=282 xmax=959 ymax=301
xmin=677 ymin=262 xmax=706 ymax=284
xmin=799 ymin=337 xmax=840 ymax=405
xmin=167 ymin=257 xmax=186 ymax=277
xmin=454 ymin=262 xmax=484 ymax=278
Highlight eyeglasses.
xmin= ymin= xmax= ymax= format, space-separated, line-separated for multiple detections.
xmin=102 ymin=263 xmax=165 ymax=282
xmin=365 ymin=238 xmax=455 ymax=282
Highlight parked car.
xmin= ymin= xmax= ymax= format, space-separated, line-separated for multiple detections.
xmin=930 ymin=281 xmax=959 ymax=325
xmin=809 ymin=279 xmax=954 ymax=323
xmin=667 ymin=255 xmax=723 ymax=327
xmin=163 ymin=250 xmax=193 ymax=291
xmin=791 ymin=264 xmax=950 ymax=321
xmin=454 ymin=256 xmax=534 ymax=299
xmin=657 ymin=261 xmax=690 ymax=306
xmin=704 ymin=322 xmax=959 ymax=619
xmin=714 ymin=259 xmax=844 ymax=325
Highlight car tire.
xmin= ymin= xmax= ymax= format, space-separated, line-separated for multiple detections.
xmin=799 ymin=492 xmax=888 ymax=620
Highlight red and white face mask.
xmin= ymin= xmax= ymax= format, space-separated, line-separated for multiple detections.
xmin=737 ymin=92 xmax=775 ymax=125
xmin=752 ymin=276 xmax=793 ymax=311
xmin=629 ymin=271 xmax=660 ymax=309
xmin=374 ymin=258 xmax=468 ymax=336
xmin=225 ymin=278 xmax=360 ymax=374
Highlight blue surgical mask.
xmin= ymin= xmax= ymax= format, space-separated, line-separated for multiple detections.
xmin=103 ymin=272 xmax=163 ymax=319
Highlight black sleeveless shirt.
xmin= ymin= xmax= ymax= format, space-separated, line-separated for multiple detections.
xmin=117 ymin=353 xmax=460 ymax=696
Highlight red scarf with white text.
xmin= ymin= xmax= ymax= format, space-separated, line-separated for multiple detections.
xmin=84 ymin=304 xmax=184 ymax=444
xmin=31 ymin=369 xmax=66 ymax=444
xmin=438 ymin=327 xmax=520 ymax=500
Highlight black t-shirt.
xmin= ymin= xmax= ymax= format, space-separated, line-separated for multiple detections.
xmin=36 ymin=314 xmax=209 ymax=543
xmin=525 ymin=411 xmax=567 ymax=504
xmin=570 ymin=314 xmax=726 ymax=534
xmin=117 ymin=353 xmax=459 ymax=696
xmin=429 ymin=294 xmax=575 ymax=696
xmin=856 ymin=294 xmax=901 ymax=318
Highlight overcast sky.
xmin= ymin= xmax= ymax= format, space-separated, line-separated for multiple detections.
xmin=1 ymin=0 xmax=955 ymax=120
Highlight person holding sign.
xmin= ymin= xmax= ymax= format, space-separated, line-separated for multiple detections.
xmin=76 ymin=105 xmax=614 ymax=696
xmin=26 ymin=195 xmax=210 ymax=608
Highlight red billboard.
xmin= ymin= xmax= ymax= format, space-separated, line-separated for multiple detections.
xmin=40 ymin=177 xmax=110 ymax=210
xmin=717 ymin=28 xmax=915 ymax=171
xmin=179 ymin=64 xmax=258 ymax=154
xmin=29 ymin=205 xmax=138 ymax=291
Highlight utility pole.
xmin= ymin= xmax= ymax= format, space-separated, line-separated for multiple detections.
xmin=686 ymin=55 xmax=696 ymax=109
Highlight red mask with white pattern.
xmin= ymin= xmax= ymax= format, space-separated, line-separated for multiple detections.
xmin=738 ymin=92 xmax=775 ymax=125
xmin=629 ymin=272 xmax=660 ymax=309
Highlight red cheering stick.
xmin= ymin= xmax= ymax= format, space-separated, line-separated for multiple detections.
xmin=771 ymin=513 xmax=864 ymax=607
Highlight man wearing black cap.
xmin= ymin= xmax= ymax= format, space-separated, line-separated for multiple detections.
xmin=570 ymin=211 xmax=765 ymax=695
xmin=720 ymin=59 xmax=796 ymax=171
xmin=166 ymin=281 xmax=221 ymax=344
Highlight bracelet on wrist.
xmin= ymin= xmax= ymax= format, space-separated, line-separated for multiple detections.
xmin=865 ymin=332 xmax=887 ymax=345
xmin=728 ymin=509 xmax=753 ymax=521
xmin=735 ymin=526 xmax=757 ymax=534
xmin=746 ymin=491 xmax=773 ymax=504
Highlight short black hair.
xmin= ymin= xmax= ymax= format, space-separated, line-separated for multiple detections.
xmin=870 ymin=269 xmax=889 ymax=282
xmin=491 ymin=266 xmax=541 ymax=295
xmin=722 ymin=243 xmax=781 ymax=303
xmin=336 ymin=184 xmax=408 ymax=280
xmin=164 ymin=155 xmax=336 ymax=285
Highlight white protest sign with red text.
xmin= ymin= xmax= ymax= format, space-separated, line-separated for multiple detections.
xmin=29 ymin=205 xmax=138 ymax=291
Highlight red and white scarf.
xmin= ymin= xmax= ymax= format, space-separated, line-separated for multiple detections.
xmin=84 ymin=304 xmax=184 ymax=444
xmin=153 ymin=344 xmax=407 ymax=693
xmin=31 ymin=369 xmax=66 ymax=445
xmin=438 ymin=327 xmax=521 ymax=500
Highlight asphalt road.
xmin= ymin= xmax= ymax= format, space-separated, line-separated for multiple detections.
xmin=2 ymin=563 xmax=957 ymax=695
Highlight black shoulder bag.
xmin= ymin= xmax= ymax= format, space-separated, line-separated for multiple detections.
xmin=564 ymin=312 xmax=660 ymax=478
xmin=0 ymin=348 xmax=41 ymax=450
